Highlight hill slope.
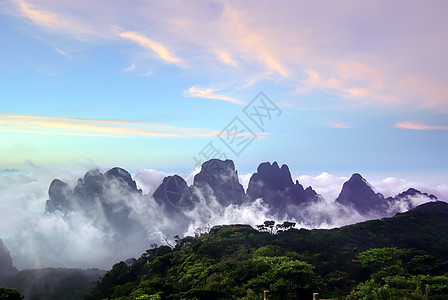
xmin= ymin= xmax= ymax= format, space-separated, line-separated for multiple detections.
xmin=85 ymin=201 xmax=448 ymax=299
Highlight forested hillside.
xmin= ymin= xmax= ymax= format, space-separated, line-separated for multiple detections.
xmin=85 ymin=201 xmax=448 ymax=299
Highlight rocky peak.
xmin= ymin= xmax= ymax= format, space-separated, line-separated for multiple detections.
xmin=105 ymin=167 xmax=142 ymax=194
xmin=395 ymin=188 xmax=437 ymax=200
xmin=247 ymin=162 xmax=319 ymax=216
xmin=153 ymin=175 xmax=192 ymax=209
xmin=0 ymin=238 xmax=18 ymax=279
xmin=192 ymin=159 xmax=246 ymax=206
xmin=251 ymin=161 xmax=294 ymax=191
xmin=46 ymin=179 xmax=72 ymax=213
xmin=336 ymin=173 xmax=387 ymax=214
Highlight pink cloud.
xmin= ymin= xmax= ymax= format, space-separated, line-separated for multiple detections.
xmin=395 ymin=122 xmax=448 ymax=131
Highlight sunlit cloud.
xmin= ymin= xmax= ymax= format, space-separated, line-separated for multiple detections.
xmin=325 ymin=123 xmax=354 ymax=129
xmin=216 ymin=50 xmax=238 ymax=67
xmin=123 ymin=64 xmax=135 ymax=72
xmin=222 ymin=5 xmax=289 ymax=77
xmin=138 ymin=71 xmax=152 ymax=77
xmin=16 ymin=0 xmax=92 ymax=36
xmin=394 ymin=122 xmax=448 ymax=131
xmin=344 ymin=87 xmax=369 ymax=98
xmin=184 ymin=86 xmax=243 ymax=105
xmin=119 ymin=31 xmax=182 ymax=65
xmin=0 ymin=114 xmax=219 ymax=138
xmin=240 ymin=72 xmax=274 ymax=88
xmin=54 ymin=48 xmax=71 ymax=60
xmin=6 ymin=0 xmax=448 ymax=112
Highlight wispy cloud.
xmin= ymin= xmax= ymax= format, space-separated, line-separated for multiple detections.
xmin=183 ymin=86 xmax=243 ymax=105
xmin=325 ymin=123 xmax=354 ymax=129
xmin=216 ymin=50 xmax=237 ymax=67
xmin=119 ymin=31 xmax=182 ymax=65
xmin=222 ymin=5 xmax=289 ymax=77
xmin=123 ymin=64 xmax=135 ymax=72
xmin=0 ymin=114 xmax=219 ymax=138
xmin=54 ymin=48 xmax=71 ymax=60
xmin=16 ymin=0 xmax=92 ymax=36
xmin=8 ymin=0 xmax=448 ymax=112
xmin=138 ymin=71 xmax=152 ymax=77
xmin=394 ymin=122 xmax=448 ymax=131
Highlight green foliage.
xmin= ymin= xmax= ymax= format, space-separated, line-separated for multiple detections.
xmin=276 ymin=221 xmax=296 ymax=231
xmin=244 ymin=256 xmax=316 ymax=299
xmin=85 ymin=204 xmax=448 ymax=299
xmin=348 ymin=248 xmax=448 ymax=299
xmin=0 ymin=288 xmax=23 ymax=300
xmin=253 ymin=245 xmax=284 ymax=258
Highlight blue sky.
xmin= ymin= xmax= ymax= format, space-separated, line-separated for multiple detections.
xmin=1 ymin=0 xmax=448 ymax=177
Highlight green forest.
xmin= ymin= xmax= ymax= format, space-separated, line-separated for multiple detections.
xmin=82 ymin=201 xmax=448 ymax=299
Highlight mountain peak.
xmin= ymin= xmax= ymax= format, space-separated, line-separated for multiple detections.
xmin=350 ymin=172 xmax=362 ymax=179
xmin=247 ymin=162 xmax=319 ymax=216
xmin=193 ymin=159 xmax=246 ymax=206
xmin=396 ymin=188 xmax=438 ymax=200
xmin=0 ymin=238 xmax=18 ymax=279
xmin=105 ymin=167 xmax=141 ymax=194
xmin=336 ymin=173 xmax=386 ymax=214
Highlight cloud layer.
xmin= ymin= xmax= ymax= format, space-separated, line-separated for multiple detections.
xmin=0 ymin=164 xmax=446 ymax=270
xmin=0 ymin=114 xmax=219 ymax=138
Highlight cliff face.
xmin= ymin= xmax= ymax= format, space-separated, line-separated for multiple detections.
xmin=0 ymin=239 xmax=18 ymax=279
xmin=335 ymin=173 xmax=388 ymax=214
xmin=246 ymin=162 xmax=319 ymax=216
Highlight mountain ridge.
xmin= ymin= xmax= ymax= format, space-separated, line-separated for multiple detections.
xmin=85 ymin=201 xmax=448 ymax=299
xmin=45 ymin=159 xmax=439 ymax=233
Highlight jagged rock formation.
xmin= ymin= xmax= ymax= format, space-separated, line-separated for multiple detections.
xmin=45 ymin=160 xmax=440 ymax=231
xmin=335 ymin=173 xmax=388 ymax=214
xmin=386 ymin=188 xmax=438 ymax=214
xmin=46 ymin=179 xmax=73 ymax=213
xmin=46 ymin=167 xmax=143 ymax=234
xmin=0 ymin=239 xmax=18 ymax=279
xmin=335 ymin=174 xmax=438 ymax=216
xmin=153 ymin=175 xmax=192 ymax=210
xmin=246 ymin=161 xmax=319 ymax=216
xmin=154 ymin=159 xmax=247 ymax=210
xmin=192 ymin=159 xmax=247 ymax=206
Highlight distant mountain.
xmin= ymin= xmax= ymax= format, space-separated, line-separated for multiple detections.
xmin=192 ymin=159 xmax=247 ymax=206
xmin=46 ymin=160 xmax=439 ymax=234
xmin=386 ymin=188 xmax=438 ymax=213
xmin=246 ymin=161 xmax=319 ymax=216
xmin=46 ymin=167 xmax=145 ymax=236
xmin=153 ymin=174 xmax=192 ymax=211
xmin=153 ymin=159 xmax=247 ymax=212
xmin=335 ymin=173 xmax=388 ymax=214
xmin=335 ymin=173 xmax=438 ymax=216
xmin=1 ymin=268 xmax=105 ymax=300
xmin=0 ymin=239 xmax=17 ymax=280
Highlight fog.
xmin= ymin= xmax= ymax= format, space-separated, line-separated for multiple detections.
xmin=0 ymin=164 xmax=446 ymax=271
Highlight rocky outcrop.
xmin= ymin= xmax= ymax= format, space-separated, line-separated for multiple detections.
xmin=46 ymin=168 xmax=143 ymax=234
xmin=46 ymin=179 xmax=73 ymax=213
xmin=0 ymin=239 xmax=18 ymax=279
xmin=386 ymin=188 xmax=438 ymax=214
xmin=153 ymin=175 xmax=193 ymax=210
xmin=192 ymin=159 xmax=247 ymax=206
xmin=335 ymin=173 xmax=388 ymax=214
xmin=246 ymin=161 xmax=319 ymax=216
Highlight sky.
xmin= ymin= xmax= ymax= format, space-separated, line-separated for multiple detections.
xmin=1 ymin=0 xmax=448 ymax=179
xmin=2 ymin=0 xmax=448 ymax=269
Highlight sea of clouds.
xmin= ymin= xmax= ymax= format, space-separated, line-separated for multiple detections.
xmin=0 ymin=163 xmax=446 ymax=270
